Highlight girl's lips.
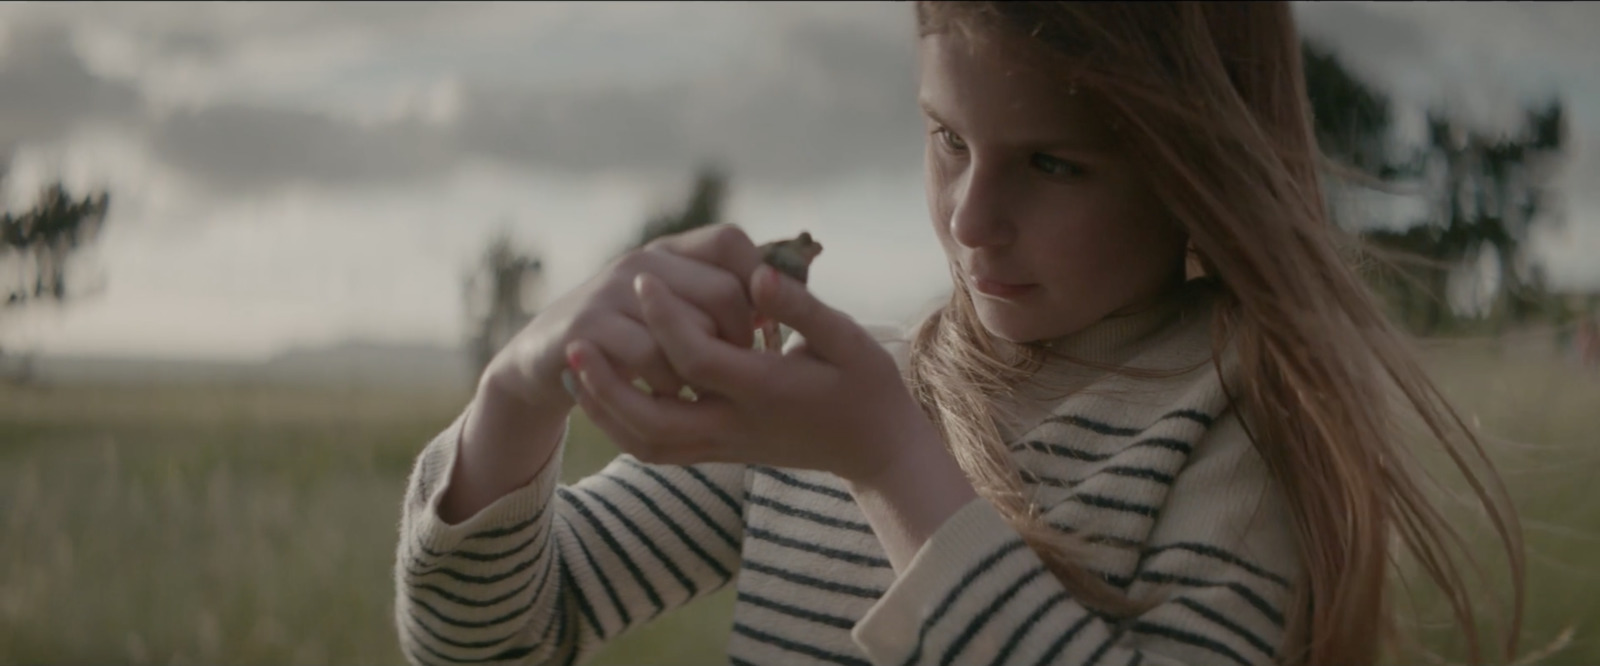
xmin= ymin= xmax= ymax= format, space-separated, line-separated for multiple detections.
xmin=971 ymin=277 xmax=1037 ymax=299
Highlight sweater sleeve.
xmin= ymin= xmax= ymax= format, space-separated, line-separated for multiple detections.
xmin=393 ymin=408 xmax=749 ymax=666
xmin=850 ymin=410 xmax=1301 ymax=666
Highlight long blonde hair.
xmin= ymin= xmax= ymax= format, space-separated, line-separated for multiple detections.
xmin=908 ymin=3 xmax=1525 ymax=665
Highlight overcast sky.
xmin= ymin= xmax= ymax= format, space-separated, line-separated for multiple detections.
xmin=1 ymin=1 xmax=1596 ymax=360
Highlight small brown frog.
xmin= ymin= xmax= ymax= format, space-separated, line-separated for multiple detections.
xmin=758 ymin=231 xmax=823 ymax=285
xmin=753 ymin=231 xmax=822 ymax=351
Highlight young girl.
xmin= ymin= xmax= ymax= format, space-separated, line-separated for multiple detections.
xmin=395 ymin=3 xmax=1525 ymax=665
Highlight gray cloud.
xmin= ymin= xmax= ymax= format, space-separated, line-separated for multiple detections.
xmin=149 ymin=104 xmax=456 ymax=195
xmin=108 ymin=7 xmax=927 ymax=196
xmin=453 ymin=14 xmax=924 ymax=186
xmin=0 ymin=25 xmax=142 ymax=150
xmin=0 ymin=3 xmax=928 ymax=195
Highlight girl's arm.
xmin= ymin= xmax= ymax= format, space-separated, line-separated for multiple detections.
xmin=849 ymin=410 xmax=1299 ymax=666
xmin=846 ymin=418 xmax=979 ymax=574
xmin=393 ymin=400 xmax=748 ymax=666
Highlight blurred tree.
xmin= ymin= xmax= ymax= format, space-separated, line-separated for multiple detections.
xmin=1302 ymin=41 xmax=1570 ymax=335
xmin=0 ymin=159 xmax=113 ymax=382
xmin=623 ymin=164 xmax=729 ymax=254
xmin=462 ymin=227 xmax=544 ymax=386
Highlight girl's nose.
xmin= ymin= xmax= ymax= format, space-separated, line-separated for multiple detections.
xmin=948 ymin=163 xmax=1016 ymax=249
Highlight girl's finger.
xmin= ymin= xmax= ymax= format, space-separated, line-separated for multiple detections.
xmin=567 ymin=338 xmax=733 ymax=464
xmin=625 ymin=244 xmax=758 ymax=350
xmin=634 ymin=272 xmax=769 ymax=397
xmin=749 ymin=264 xmax=872 ymax=366
xmin=563 ymin=348 xmax=648 ymax=453
xmin=586 ymin=313 xmax=689 ymax=399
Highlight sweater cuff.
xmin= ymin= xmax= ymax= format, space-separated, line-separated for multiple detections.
xmin=852 ymin=496 xmax=1022 ymax=663
xmin=405 ymin=408 xmax=569 ymax=557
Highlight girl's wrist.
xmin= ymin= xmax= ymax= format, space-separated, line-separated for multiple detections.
xmin=845 ymin=413 xmax=980 ymax=572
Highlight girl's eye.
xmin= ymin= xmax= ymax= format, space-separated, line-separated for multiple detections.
xmin=933 ymin=127 xmax=967 ymax=152
xmin=1031 ymin=154 xmax=1086 ymax=178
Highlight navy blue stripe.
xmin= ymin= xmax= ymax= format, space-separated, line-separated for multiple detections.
xmin=901 ymin=539 xmax=1030 ymax=666
xmin=1165 ymin=408 xmax=1215 ymax=427
xmin=1031 ymin=612 xmax=1097 ymax=666
xmin=411 ymin=594 xmax=527 ymax=631
xmin=557 ymin=552 xmax=605 ymax=641
xmin=1175 ymin=596 xmax=1277 ymax=658
xmin=411 ymin=533 xmax=549 ymax=609
xmin=409 ymin=550 xmax=553 ymax=631
xmin=1046 ymin=414 xmax=1142 ymax=437
xmin=754 ymin=466 xmax=854 ymax=502
xmin=1082 ymin=629 xmax=1119 ymax=666
xmin=1141 ymin=542 xmax=1293 ymax=588
xmin=1023 ymin=465 xmax=1175 ymax=489
xmin=421 ymin=511 xmax=544 ymax=562
xmin=622 ymin=458 xmax=740 ymax=550
xmin=743 ymin=560 xmax=883 ymax=600
xmin=1130 ymin=621 xmax=1251 ymax=666
xmin=992 ymin=590 xmax=1070 ymax=664
xmin=403 ymin=621 xmax=537 ymax=664
xmin=1013 ymin=436 xmax=1193 ymax=460
xmin=1015 ymin=439 xmax=1105 ymax=460
xmin=572 ymin=486 xmax=697 ymax=596
xmin=749 ymin=494 xmax=873 ymax=534
xmin=730 ymin=658 xmax=759 ymax=666
xmin=529 ymin=587 xmax=561 ymax=661
xmin=941 ymin=567 xmax=1048 ymax=665
xmin=405 ymin=548 xmax=541 ymax=586
xmin=408 ymin=610 xmax=517 ymax=651
xmin=1137 ymin=571 xmax=1285 ymax=627
xmin=602 ymin=474 xmax=732 ymax=580
xmin=737 ymin=590 xmax=856 ymax=630
xmin=1073 ymin=492 xmax=1161 ymax=519
xmin=683 ymin=465 xmax=742 ymax=514
xmin=559 ymin=488 xmax=666 ymax=615
xmin=1043 ymin=409 xmax=1214 ymax=437
xmin=552 ymin=559 xmax=580 ymax=666
xmin=562 ymin=514 xmax=632 ymax=631
xmin=466 ymin=510 xmax=544 ymax=541
xmin=1103 ymin=465 xmax=1176 ymax=485
xmin=748 ymin=526 xmax=891 ymax=568
xmin=733 ymin=623 xmax=870 ymax=666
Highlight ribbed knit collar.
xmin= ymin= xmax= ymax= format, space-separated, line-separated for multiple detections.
xmin=991 ymin=278 xmax=1221 ymax=442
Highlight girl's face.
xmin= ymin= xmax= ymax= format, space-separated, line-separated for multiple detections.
xmin=918 ymin=31 xmax=1189 ymax=345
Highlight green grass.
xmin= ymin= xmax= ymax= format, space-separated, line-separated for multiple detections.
xmin=0 ymin=345 xmax=1595 ymax=664
xmin=0 ymin=384 xmax=732 ymax=665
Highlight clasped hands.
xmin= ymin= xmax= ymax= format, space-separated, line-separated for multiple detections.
xmin=558 ymin=225 xmax=935 ymax=484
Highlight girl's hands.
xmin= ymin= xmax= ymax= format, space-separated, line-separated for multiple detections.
xmin=477 ymin=224 xmax=767 ymax=421
xmin=565 ymin=260 xmax=942 ymax=484
xmin=443 ymin=224 xmax=769 ymax=524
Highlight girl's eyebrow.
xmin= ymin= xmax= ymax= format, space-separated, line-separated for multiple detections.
xmin=921 ymin=97 xmax=1110 ymax=154
xmin=918 ymin=97 xmax=953 ymax=128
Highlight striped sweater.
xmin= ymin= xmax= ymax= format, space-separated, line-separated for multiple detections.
xmin=394 ymin=279 xmax=1302 ymax=666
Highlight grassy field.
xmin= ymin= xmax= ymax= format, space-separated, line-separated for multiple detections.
xmin=0 ymin=344 xmax=1595 ymax=665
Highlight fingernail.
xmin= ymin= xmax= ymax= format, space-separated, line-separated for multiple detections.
xmin=560 ymin=369 xmax=578 ymax=398
xmin=566 ymin=344 xmax=583 ymax=371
